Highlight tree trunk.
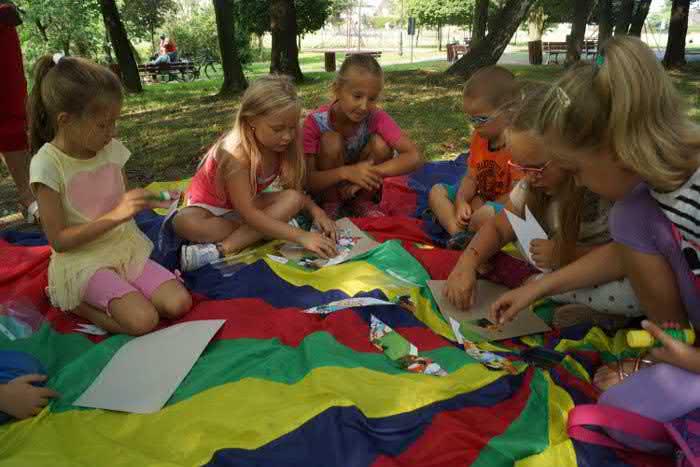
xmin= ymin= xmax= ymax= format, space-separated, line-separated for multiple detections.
xmin=663 ymin=0 xmax=690 ymax=68
xmin=98 ymin=0 xmax=142 ymax=93
xmin=597 ymin=0 xmax=613 ymax=48
xmin=438 ymin=24 xmax=442 ymax=51
xmin=150 ymin=28 xmax=155 ymax=55
xmin=629 ymin=0 xmax=652 ymax=37
xmin=566 ymin=0 xmax=595 ymax=65
xmin=257 ymin=33 xmax=264 ymax=60
xmin=472 ymin=0 xmax=488 ymax=47
xmin=448 ymin=0 xmax=536 ymax=77
xmin=270 ymin=0 xmax=303 ymax=81
xmin=614 ymin=0 xmax=635 ymax=35
xmin=34 ymin=19 xmax=49 ymax=42
xmin=213 ymin=0 xmax=248 ymax=96
xmin=527 ymin=5 xmax=544 ymax=64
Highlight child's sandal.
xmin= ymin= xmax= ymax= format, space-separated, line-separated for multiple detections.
xmin=594 ymin=355 xmax=654 ymax=392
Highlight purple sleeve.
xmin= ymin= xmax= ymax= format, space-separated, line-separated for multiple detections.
xmin=608 ymin=183 xmax=671 ymax=255
xmin=369 ymin=110 xmax=402 ymax=147
xmin=610 ymin=182 xmax=700 ymax=323
xmin=302 ymin=113 xmax=321 ymax=155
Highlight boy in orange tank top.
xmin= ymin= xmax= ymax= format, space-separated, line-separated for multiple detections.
xmin=428 ymin=66 xmax=522 ymax=249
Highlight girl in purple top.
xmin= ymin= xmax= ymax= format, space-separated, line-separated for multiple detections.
xmin=484 ymin=36 xmax=700 ymax=418
xmin=303 ymin=54 xmax=423 ymax=218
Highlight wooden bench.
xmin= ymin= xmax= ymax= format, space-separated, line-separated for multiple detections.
xmin=543 ymin=40 xmax=598 ymax=64
xmin=138 ymin=61 xmax=199 ymax=84
xmin=582 ymin=40 xmax=598 ymax=58
xmin=323 ymin=50 xmax=382 ymax=72
xmin=446 ymin=43 xmax=469 ymax=63
xmin=542 ymin=41 xmax=568 ymax=64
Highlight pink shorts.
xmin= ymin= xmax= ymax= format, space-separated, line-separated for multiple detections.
xmin=83 ymin=260 xmax=176 ymax=313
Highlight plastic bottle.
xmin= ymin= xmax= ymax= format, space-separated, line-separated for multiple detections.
xmin=627 ymin=328 xmax=696 ymax=348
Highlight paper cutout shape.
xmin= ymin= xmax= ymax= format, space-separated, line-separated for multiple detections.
xmin=504 ymin=206 xmax=550 ymax=271
xmin=369 ymin=315 xmax=447 ymax=376
xmin=278 ymin=218 xmax=379 ymax=269
xmin=266 ymin=254 xmax=289 ymax=264
xmin=428 ymin=280 xmax=550 ymax=342
xmin=449 ymin=317 xmax=517 ymax=374
xmin=304 ymin=297 xmax=395 ymax=314
xmin=75 ymin=323 xmax=108 ymax=336
xmin=74 ymin=320 xmax=225 ymax=414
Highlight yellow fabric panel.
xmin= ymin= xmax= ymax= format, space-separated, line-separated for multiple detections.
xmin=0 ymin=365 xmax=502 ymax=467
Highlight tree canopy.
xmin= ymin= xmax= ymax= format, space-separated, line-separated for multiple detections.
xmin=406 ymin=0 xmax=473 ymax=28
xmin=16 ymin=0 xmax=104 ymax=63
xmin=120 ymin=0 xmax=177 ymax=47
xmin=238 ymin=0 xmax=342 ymax=36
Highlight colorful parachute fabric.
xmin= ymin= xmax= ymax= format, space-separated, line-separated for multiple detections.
xmin=0 ymin=158 xmax=672 ymax=467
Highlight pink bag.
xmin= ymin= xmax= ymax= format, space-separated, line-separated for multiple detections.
xmin=568 ymin=404 xmax=700 ymax=466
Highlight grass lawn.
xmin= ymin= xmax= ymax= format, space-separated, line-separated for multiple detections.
xmin=1 ymin=57 xmax=699 ymax=215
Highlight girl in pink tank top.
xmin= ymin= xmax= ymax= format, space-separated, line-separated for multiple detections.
xmin=173 ymin=76 xmax=338 ymax=272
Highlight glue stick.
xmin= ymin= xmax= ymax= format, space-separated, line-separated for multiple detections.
xmin=150 ymin=191 xmax=176 ymax=202
xmin=627 ymin=328 xmax=695 ymax=348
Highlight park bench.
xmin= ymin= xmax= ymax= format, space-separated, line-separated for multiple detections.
xmin=138 ymin=60 xmax=199 ymax=84
xmin=542 ymin=41 xmax=568 ymax=64
xmin=446 ymin=43 xmax=469 ymax=63
xmin=323 ymin=50 xmax=382 ymax=72
xmin=543 ymin=40 xmax=598 ymax=64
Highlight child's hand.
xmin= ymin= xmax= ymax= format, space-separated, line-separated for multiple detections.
xmin=299 ymin=231 xmax=338 ymax=259
xmin=643 ymin=320 xmax=700 ymax=373
xmin=489 ymin=282 xmax=542 ymax=324
xmin=530 ymin=239 xmax=556 ymax=269
xmin=339 ymin=184 xmax=362 ymax=201
xmin=0 ymin=374 xmax=59 ymax=420
xmin=111 ymin=189 xmax=169 ymax=222
xmin=445 ymin=266 xmax=477 ymax=309
xmin=313 ymin=211 xmax=338 ymax=243
xmin=345 ymin=160 xmax=382 ymax=192
xmin=455 ymin=202 xmax=472 ymax=229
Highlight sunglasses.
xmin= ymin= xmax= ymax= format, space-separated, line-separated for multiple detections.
xmin=468 ymin=115 xmax=492 ymax=126
xmin=508 ymin=160 xmax=551 ymax=176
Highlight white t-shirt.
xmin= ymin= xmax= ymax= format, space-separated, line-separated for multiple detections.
xmin=651 ymin=167 xmax=700 ymax=275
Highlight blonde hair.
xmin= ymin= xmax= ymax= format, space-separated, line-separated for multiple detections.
xmin=509 ymin=81 xmax=589 ymax=267
xmin=28 ymin=55 xmax=123 ymax=154
xmin=463 ymin=65 xmax=518 ymax=109
xmin=535 ymin=36 xmax=700 ymax=191
xmin=332 ymin=54 xmax=384 ymax=93
xmin=212 ymin=75 xmax=304 ymax=194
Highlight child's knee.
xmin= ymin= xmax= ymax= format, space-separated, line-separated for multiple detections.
xmin=157 ymin=285 xmax=192 ymax=320
xmin=122 ymin=311 xmax=159 ymax=336
xmin=367 ymin=134 xmax=392 ymax=161
xmin=172 ymin=210 xmax=199 ymax=237
xmin=428 ymin=184 xmax=448 ymax=204
xmin=111 ymin=296 xmax=160 ymax=336
xmin=279 ymin=189 xmax=306 ymax=213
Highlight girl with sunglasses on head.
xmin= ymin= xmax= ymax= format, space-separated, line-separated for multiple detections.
xmin=444 ymin=82 xmax=641 ymax=327
xmin=427 ymin=66 xmax=523 ymax=250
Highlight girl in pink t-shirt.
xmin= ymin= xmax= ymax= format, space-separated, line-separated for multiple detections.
xmin=174 ymin=76 xmax=337 ymax=271
xmin=303 ymin=54 xmax=423 ymax=218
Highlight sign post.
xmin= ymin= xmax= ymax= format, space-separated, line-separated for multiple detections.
xmin=407 ymin=16 xmax=415 ymax=63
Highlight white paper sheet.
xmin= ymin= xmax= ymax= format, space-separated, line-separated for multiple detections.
xmin=73 ymin=320 xmax=225 ymax=414
xmin=504 ymin=206 xmax=550 ymax=271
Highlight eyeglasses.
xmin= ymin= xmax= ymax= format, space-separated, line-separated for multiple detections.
xmin=508 ymin=160 xmax=551 ymax=176
xmin=468 ymin=115 xmax=492 ymax=126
